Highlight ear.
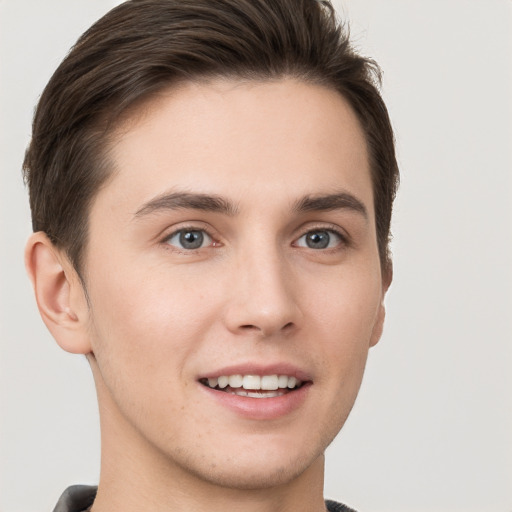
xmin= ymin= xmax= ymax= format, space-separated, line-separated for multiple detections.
xmin=25 ymin=232 xmax=92 ymax=354
xmin=369 ymin=262 xmax=393 ymax=348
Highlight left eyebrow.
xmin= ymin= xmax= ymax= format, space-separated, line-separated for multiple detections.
xmin=293 ymin=192 xmax=368 ymax=220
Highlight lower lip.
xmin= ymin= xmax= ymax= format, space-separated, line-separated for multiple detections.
xmin=199 ymin=383 xmax=311 ymax=420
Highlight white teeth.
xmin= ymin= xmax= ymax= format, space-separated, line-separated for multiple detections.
xmin=242 ymin=375 xmax=260 ymax=389
xmin=228 ymin=375 xmax=243 ymax=388
xmin=278 ymin=375 xmax=289 ymax=388
xmin=205 ymin=374 xmax=302 ymax=391
xmin=246 ymin=391 xmax=283 ymax=398
xmin=261 ymin=375 xmax=279 ymax=390
xmin=217 ymin=376 xmax=229 ymax=388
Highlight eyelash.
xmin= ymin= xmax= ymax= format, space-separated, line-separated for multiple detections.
xmin=293 ymin=225 xmax=348 ymax=251
xmin=161 ymin=224 xmax=218 ymax=252
xmin=160 ymin=224 xmax=349 ymax=252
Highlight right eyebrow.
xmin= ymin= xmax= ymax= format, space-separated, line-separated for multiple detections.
xmin=133 ymin=191 xmax=239 ymax=219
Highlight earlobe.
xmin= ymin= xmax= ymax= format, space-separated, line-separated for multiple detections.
xmin=25 ymin=232 xmax=92 ymax=354
xmin=369 ymin=303 xmax=386 ymax=347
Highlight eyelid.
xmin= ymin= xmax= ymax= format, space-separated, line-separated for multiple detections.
xmin=296 ymin=222 xmax=349 ymax=239
xmin=160 ymin=223 xmax=220 ymax=250
xmin=166 ymin=229 xmax=213 ymax=249
xmin=292 ymin=223 xmax=350 ymax=249
xmin=157 ymin=221 xmax=350 ymax=252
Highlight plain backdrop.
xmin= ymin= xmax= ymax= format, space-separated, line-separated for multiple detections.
xmin=1 ymin=1 xmax=511 ymax=511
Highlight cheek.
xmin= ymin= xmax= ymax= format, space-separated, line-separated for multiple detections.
xmin=306 ymin=263 xmax=382 ymax=337
xmin=85 ymin=258 xmax=218 ymax=385
xmin=85 ymin=272 xmax=213 ymax=432
xmin=304 ymin=265 xmax=382 ymax=380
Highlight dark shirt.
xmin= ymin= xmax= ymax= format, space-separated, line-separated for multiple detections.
xmin=52 ymin=485 xmax=357 ymax=512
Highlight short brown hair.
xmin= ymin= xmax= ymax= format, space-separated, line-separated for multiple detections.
xmin=23 ymin=0 xmax=399 ymax=276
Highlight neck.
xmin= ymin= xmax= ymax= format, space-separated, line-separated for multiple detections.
xmin=89 ymin=364 xmax=327 ymax=512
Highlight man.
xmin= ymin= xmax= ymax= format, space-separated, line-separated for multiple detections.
xmin=23 ymin=0 xmax=398 ymax=510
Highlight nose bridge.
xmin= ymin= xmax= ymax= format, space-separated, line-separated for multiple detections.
xmin=225 ymin=237 xmax=301 ymax=336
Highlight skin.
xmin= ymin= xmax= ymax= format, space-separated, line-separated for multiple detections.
xmin=26 ymin=79 xmax=390 ymax=512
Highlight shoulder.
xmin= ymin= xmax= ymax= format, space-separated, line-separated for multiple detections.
xmin=52 ymin=485 xmax=97 ymax=512
xmin=325 ymin=499 xmax=358 ymax=512
xmin=52 ymin=487 xmax=356 ymax=512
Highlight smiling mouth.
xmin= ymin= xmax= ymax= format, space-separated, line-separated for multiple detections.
xmin=199 ymin=374 xmax=305 ymax=398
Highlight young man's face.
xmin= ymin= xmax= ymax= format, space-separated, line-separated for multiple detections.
xmin=81 ymin=79 xmax=387 ymax=489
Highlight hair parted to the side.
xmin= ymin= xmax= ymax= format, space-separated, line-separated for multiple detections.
xmin=23 ymin=0 xmax=399 ymax=278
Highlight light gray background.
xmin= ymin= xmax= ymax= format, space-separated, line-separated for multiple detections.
xmin=1 ymin=1 xmax=511 ymax=511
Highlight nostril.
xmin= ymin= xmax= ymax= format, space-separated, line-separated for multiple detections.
xmin=238 ymin=322 xmax=295 ymax=335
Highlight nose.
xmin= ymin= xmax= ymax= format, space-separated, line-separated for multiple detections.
xmin=223 ymin=247 xmax=302 ymax=338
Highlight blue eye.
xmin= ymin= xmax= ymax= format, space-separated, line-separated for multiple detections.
xmin=295 ymin=229 xmax=343 ymax=249
xmin=165 ymin=229 xmax=212 ymax=250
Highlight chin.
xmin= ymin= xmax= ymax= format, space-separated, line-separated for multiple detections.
xmin=162 ymin=425 xmax=337 ymax=492
xmin=185 ymin=450 xmax=324 ymax=491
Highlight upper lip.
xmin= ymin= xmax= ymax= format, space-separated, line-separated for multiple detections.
xmin=198 ymin=362 xmax=312 ymax=382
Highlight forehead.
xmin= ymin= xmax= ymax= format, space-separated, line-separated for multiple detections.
xmin=99 ymin=79 xmax=373 ymax=218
